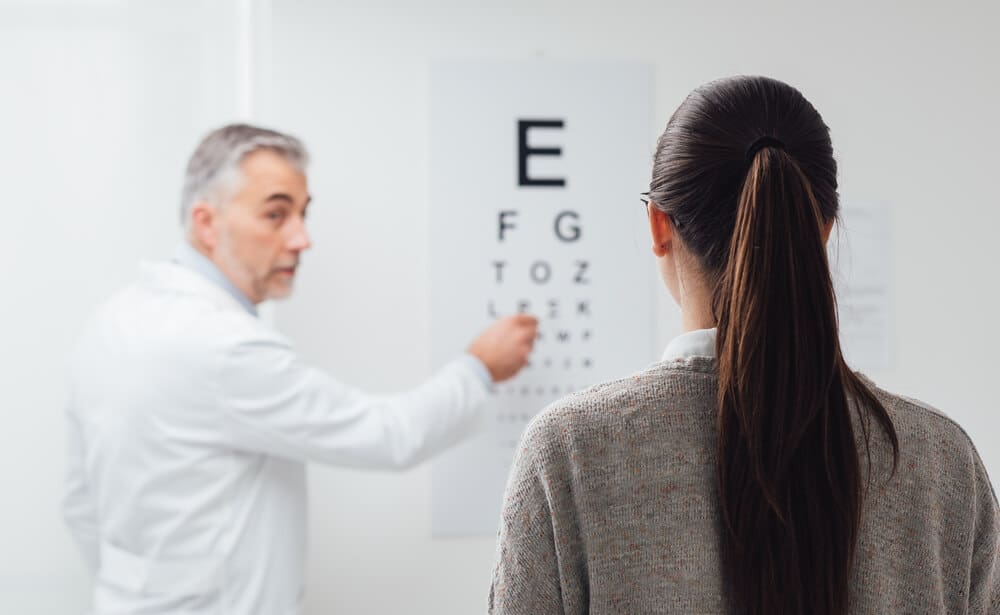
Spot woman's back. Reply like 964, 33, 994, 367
489, 349, 999, 613
489, 75, 999, 614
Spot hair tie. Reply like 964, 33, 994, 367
745, 136, 785, 161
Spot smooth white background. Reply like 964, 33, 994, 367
1, 1, 251, 612
2, 0, 998, 613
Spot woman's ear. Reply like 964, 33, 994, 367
649, 205, 674, 257
821, 219, 835, 245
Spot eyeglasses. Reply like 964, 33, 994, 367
640, 191, 681, 229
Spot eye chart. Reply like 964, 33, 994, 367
429, 62, 655, 536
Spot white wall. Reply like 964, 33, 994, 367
2, 0, 998, 613
0, 1, 248, 612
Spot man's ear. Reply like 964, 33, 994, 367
648, 205, 674, 257
190, 201, 218, 251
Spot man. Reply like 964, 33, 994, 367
62, 124, 537, 614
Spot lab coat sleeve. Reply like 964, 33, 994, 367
62, 406, 100, 572
216, 335, 492, 470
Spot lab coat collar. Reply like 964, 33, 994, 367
138, 259, 256, 318
661, 328, 717, 361
170, 243, 258, 317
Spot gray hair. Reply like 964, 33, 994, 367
180, 123, 309, 228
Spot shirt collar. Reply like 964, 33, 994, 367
661, 328, 717, 361
171, 243, 258, 317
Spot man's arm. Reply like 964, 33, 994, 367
217, 315, 536, 469
62, 407, 100, 572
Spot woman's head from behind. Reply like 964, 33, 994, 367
647, 76, 836, 317
647, 76, 898, 615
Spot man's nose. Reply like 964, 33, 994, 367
287, 217, 311, 252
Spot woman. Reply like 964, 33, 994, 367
489, 76, 999, 614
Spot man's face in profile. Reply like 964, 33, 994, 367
209, 149, 312, 303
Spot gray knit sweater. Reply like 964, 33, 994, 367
489, 357, 1000, 614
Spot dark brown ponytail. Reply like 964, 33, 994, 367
648, 76, 898, 615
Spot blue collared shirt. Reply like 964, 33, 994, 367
171, 243, 258, 317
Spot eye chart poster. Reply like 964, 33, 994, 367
429, 62, 655, 536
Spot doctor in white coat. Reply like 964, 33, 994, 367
62, 124, 538, 614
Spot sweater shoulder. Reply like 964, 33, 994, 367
858, 375, 997, 504
519, 358, 718, 457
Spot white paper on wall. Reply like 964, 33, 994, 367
429, 61, 655, 536
829, 202, 892, 370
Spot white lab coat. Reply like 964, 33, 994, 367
62, 261, 490, 615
